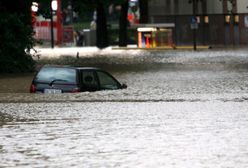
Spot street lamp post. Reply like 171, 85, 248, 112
31, 2, 38, 13
50, 0, 57, 48
31, 2, 38, 26
192, 0, 197, 51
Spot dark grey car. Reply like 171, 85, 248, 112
30, 65, 127, 93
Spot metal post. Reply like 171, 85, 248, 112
56, 0, 62, 45
50, 6, 54, 48
193, 0, 197, 51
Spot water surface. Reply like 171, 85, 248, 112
1, 50, 248, 167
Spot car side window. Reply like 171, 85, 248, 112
97, 71, 119, 90
81, 71, 98, 91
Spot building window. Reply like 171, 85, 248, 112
225, 15, 231, 24
204, 16, 209, 24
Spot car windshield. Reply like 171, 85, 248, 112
35, 67, 76, 83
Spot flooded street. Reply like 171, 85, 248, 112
1, 50, 248, 167
1, 102, 248, 168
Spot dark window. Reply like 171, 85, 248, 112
81, 71, 98, 91
97, 71, 119, 90
35, 67, 76, 83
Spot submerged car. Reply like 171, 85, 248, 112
30, 65, 127, 93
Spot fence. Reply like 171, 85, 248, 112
33, 21, 74, 45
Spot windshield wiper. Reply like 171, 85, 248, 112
49, 79, 68, 86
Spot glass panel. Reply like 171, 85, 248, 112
36, 67, 76, 83
81, 71, 98, 91
97, 71, 119, 90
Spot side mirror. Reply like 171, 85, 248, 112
121, 84, 127, 89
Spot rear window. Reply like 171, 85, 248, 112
35, 67, 76, 83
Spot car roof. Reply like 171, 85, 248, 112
41, 65, 102, 71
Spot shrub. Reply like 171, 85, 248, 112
0, 12, 35, 73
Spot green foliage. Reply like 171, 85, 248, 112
0, 12, 35, 73
73, 22, 91, 30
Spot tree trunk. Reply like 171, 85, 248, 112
139, 0, 148, 23
96, 2, 109, 49
119, 0, 128, 47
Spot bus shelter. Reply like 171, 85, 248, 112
137, 23, 175, 48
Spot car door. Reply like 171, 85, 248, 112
80, 70, 99, 91
96, 70, 121, 90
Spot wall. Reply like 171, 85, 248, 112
149, 0, 248, 15
149, 0, 224, 16
147, 0, 248, 46
206, 0, 223, 14
237, 0, 248, 13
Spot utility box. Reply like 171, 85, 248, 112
83, 29, 96, 46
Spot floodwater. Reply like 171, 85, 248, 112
1, 50, 248, 167
0, 73, 33, 93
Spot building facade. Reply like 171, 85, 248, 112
148, 0, 248, 46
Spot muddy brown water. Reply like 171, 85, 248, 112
0, 73, 34, 93
0, 61, 248, 167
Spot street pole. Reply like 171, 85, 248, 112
193, 0, 197, 51
56, 0, 62, 45
50, 5, 54, 48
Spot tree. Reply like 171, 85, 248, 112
139, 0, 148, 23
96, 1, 109, 48
0, 0, 35, 73
118, 0, 148, 47
119, 0, 128, 47
68, 0, 134, 48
